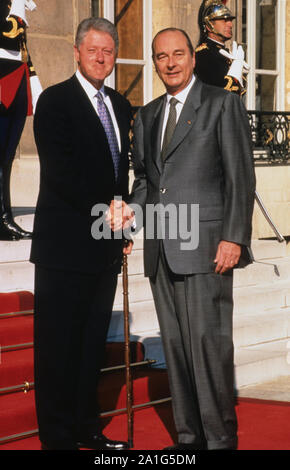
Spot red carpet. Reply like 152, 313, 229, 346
1, 398, 290, 450
0, 348, 34, 389
1, 291, 290, 451
0, 315, 33, 347
0, 291, 34, 314
236, 397, 290, 450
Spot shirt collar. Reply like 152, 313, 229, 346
207, 37, 225, 48
75, 69, 106, 99
166, 74, 196, 105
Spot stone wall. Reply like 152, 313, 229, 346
152, 0, 200, 98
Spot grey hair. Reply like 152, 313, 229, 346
75, 17, 119, 53
152, 28, 194, 57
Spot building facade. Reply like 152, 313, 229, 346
13, 0, 290, 239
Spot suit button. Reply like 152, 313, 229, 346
160, 188, 167, 194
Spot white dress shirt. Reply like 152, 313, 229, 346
75, 69, 121, 152
161, 74, 196, 148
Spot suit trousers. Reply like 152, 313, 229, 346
33, 264, 118, 445
149, 244, 238, 450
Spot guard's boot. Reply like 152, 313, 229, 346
0, 212, 32, 240
0, 156, 32, 240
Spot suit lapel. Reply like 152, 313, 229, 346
69, 75, 108, 140
68, 76, 118, 182
150, 95, 166, 174
163, 78, 203, 162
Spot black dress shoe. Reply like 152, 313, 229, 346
164, 443, 206, 450
77, 434, 129, 450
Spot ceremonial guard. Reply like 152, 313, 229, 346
0, 0, 42, 240
195, 2, 285, 250
195, 0, 247, 95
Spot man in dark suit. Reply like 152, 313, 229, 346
31, 17, 132, 450
117, 28, 255, 450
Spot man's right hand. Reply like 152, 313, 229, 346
106, 200, 135, 232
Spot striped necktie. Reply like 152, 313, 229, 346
96, 91, 120, 180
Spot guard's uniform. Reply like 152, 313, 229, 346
0, 0, 35, 114
195, 37, 242, 94
0, 0, 39, 240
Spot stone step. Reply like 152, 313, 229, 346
109, 299, 158, 338
0, 239, 143, 268
1, 214, 287, 259
1, 257, 289, 321
233, 279, 290, 315
114, 273, 152, 306
13, 212, 34, 233
108, 328, 166, 369
1, 254, 289, 298
0, 262, 34, 292
0, 240, 32, 264
235, 338, 290, 388
234, 256, 290, 288
251, 239, 287, 260
126, 249, 144, 276
233, 307, 290, 348
114, 269, 290, 318
237, 375, 290, 402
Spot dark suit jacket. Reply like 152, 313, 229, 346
129, 78, 256, 277
30, 75, 132, 274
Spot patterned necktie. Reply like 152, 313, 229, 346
96, 91, 120, 180
161, 97, 179, 161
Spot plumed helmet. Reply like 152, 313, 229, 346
198, 1, 235, 44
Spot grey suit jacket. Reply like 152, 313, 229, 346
129, 78, 256, 277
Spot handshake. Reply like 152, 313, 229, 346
106, 199, 135, 255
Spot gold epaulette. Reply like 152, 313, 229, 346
195, 43, 208, 53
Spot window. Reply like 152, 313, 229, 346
243, 0, 286, 111
92, 0, 152, 106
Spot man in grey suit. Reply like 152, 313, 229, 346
110, 27, 255, 450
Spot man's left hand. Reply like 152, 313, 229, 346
214, 241, 241, 274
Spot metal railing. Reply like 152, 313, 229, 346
131, 107, 290, 166
248, 111, 290, 166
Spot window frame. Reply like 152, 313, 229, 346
103, 0, 153, 105
245, 0, 286, 111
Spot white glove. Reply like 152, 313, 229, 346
9, 0, 37, 25
219, 41, 249, 87
25, 1, 37, 11
9, 0, 27, 23
30, 75, 43, 114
